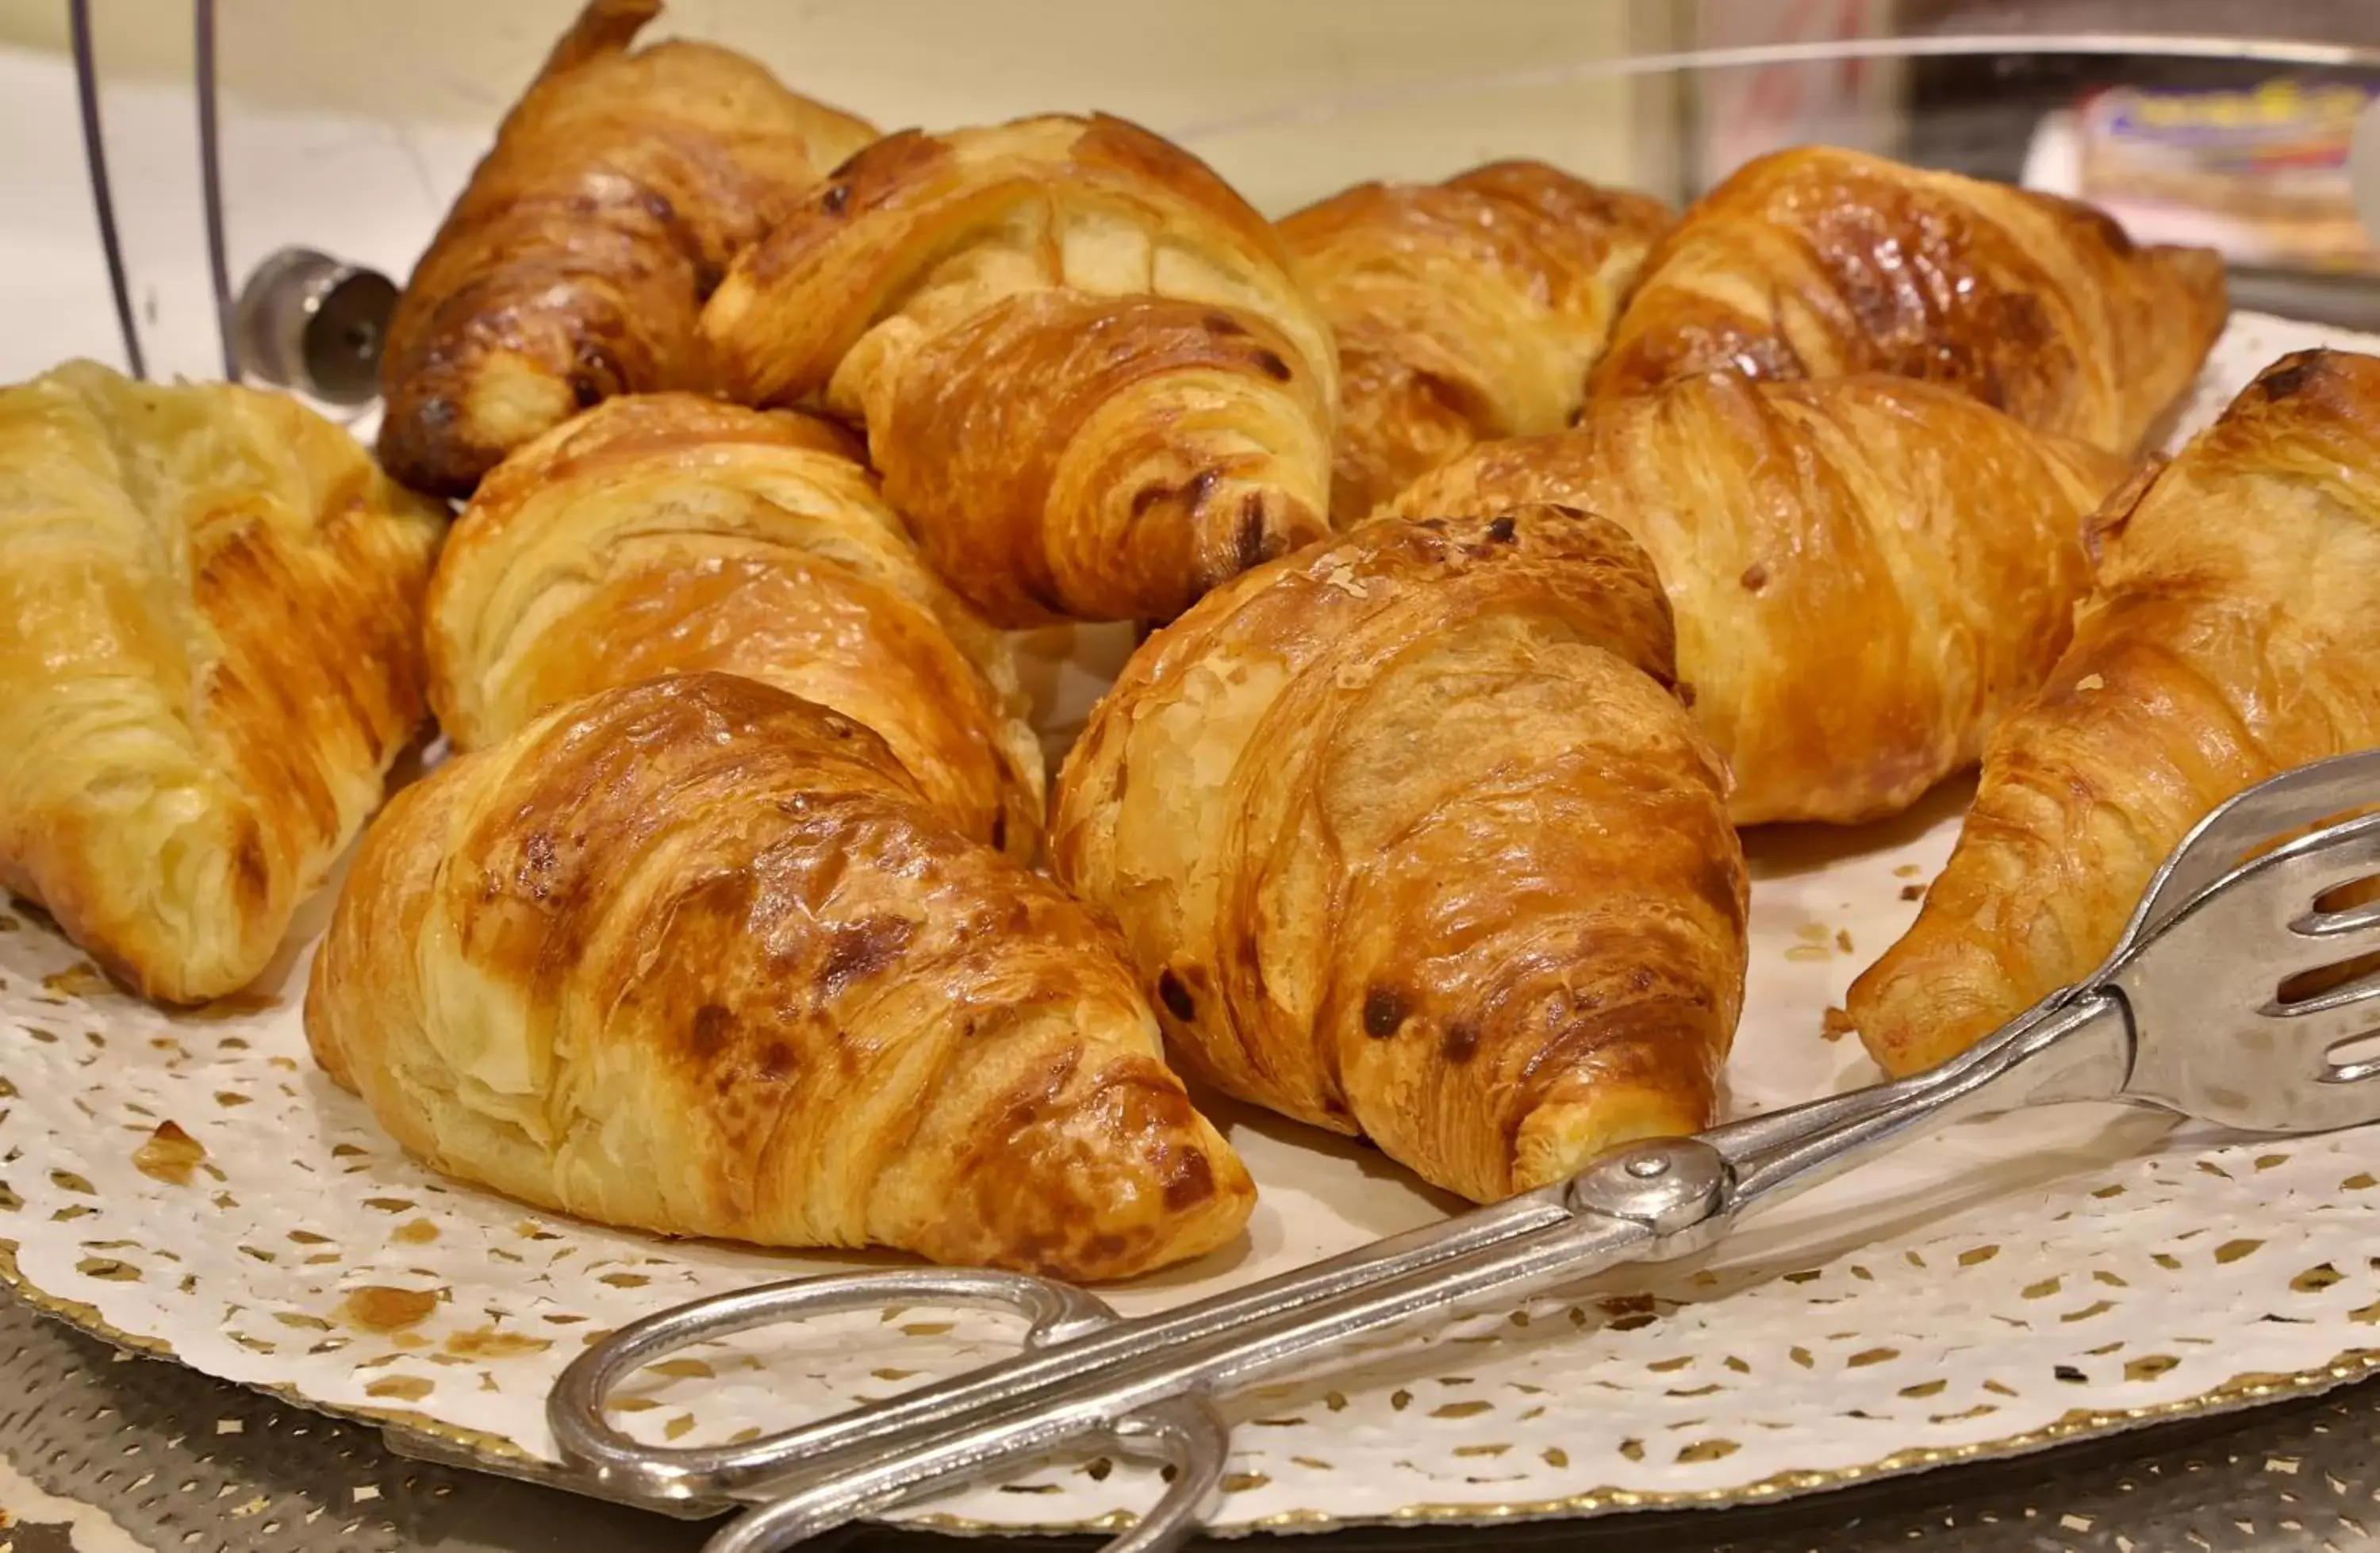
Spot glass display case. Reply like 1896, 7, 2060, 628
6, 5, 2380, 1551
11, 0, 2380, 392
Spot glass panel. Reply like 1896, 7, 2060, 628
0, 1, 158, 381
10, 1, 2380, 385
195, 1, 2380, 320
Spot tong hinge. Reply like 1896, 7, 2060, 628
1563, 1135, 1731, 1257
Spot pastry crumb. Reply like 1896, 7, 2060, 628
1892, 864, 1923, 879
132, 1121, 207, 1187
1835, 929, 1854, 953
1900, 883, 1928, 901
1794, 922, 1830, 943
1822, 1006, 1856, 1042
1784, 944, 1833, 964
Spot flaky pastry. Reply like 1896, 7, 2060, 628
1051, 507, 1747, 1202
0, 361, 443, 1003
306, 673, 1254, 1280
1588, 146, 2226, 453
427, 393, 1043, 857
1850, 349, 2380, 1075
701, 113, 1337, 626
1392, 373, 2126, 824
1278, 160, 1669, 522
377, 0, 875, 496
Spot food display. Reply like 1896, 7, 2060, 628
6, 0, 2380, 1534
2071, 80, 2380, 277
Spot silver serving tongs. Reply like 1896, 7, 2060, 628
547, 750, 2380, 1553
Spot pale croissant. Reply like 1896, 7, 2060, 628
0, 361, 442, 1004
428, 392, 1043, 857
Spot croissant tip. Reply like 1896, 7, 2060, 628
979, 1120, 1257, 1283
1507, 1091, 1714, 1200
1847, 940, 2023, 1079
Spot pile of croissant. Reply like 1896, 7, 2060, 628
6, 0, 2378, 1283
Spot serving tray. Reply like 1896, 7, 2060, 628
2, 309, 2375, 1537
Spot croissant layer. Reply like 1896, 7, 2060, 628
427, 393, 1043, 857
1392, 373, 2126, 825
0, 362, 443, 1003
376, 0, 874, 497
305, 673, 1253, 1280
1848, 349, 2380, 1076
700, 113, 1336, 625
1279, 160, 1670, 523
1587, 146, 2227, 453
1051, 508, 1748, 1202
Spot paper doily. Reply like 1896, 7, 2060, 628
2, 311, 2378, 1535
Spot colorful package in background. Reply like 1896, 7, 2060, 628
2077, 79, 2380, 274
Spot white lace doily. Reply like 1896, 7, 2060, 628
2, 311, 2376, 1535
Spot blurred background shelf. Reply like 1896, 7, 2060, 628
7, 0, 2380, 382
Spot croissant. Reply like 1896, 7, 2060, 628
1848, 348, 2380, 1076
1390, 373, 2127, 825
376, 0, 876, 497
1277, 160, 1671, 523
699, 113, 1338, 627
426, 393, 1043, 857
0, 361, 443, 1003
306, 673, 1254, 1280
1587, 147, 2228, 454
1050, 507, 1747, 1202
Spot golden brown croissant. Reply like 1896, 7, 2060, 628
699, 113, 1338, 627
1277, 160, 1671, 523
376, 0, 875, 497
1391, 372, 2127, 825
1049, 507, 1747, 1202
0, 361, 443, 1003
426, 392, 1043, 858
305, 673, 1254, 1280
1587, 147, 2228, 454
1848, 349, 2380, 1076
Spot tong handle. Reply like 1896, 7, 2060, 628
556, 1187, 1583, 1505
554, 1208, 1660, 1553
706, 1395, 1231, 1553
687, 1209, 1660, 1553
1700, 989, 2132, 1217
551, 1268, 1116, 1504
556, 987, 2136, 1553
